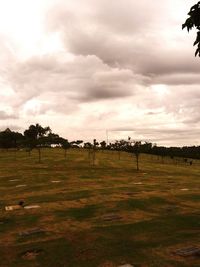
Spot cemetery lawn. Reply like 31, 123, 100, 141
0, 148, 200, 267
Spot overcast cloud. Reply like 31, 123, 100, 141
0, 0, 200, 146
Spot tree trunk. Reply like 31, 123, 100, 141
92, 149, 96, 166
38, 148, 41, 163
88, 149, 91, 159
14, 149, 17, 161
135, 154, 139, 171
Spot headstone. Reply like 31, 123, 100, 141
21, 249, 44, 260
19, 228, 45, 237
173, 247, 200, 257
5, 205, 22, 211
102, 214, 122, 222
24, 205, 40, 209
180, 188, 189, 191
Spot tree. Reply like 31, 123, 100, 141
24, 123, 51, 162
100, 141, 107, 150
61, 139, 71, 160
70, 140, 83, 148
91, 139, 98, 166
0, 128, 24, 160
131, 141, 141, 171
182, 2, 200, 56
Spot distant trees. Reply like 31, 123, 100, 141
70, 140, 83, 148
105, 138, 142, 171
100, 141, 107, 150
84, 142, 93, 149
125, 140, 141, 171
1, 124, 200, 166
83, 139, 99, 165
183, 1, 200, 56
0, 128, 24, 149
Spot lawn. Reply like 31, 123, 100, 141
0, 148, 200, 267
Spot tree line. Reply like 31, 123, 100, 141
1, 124, 200, 163
0, 124, 77, 163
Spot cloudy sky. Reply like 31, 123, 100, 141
0, 0, 200, 146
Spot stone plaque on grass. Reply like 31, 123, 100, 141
102, 214, 122, 222
173, 247, 200, 257
19, 228, 45, 237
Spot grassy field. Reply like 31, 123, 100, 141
0, 148, 200, 267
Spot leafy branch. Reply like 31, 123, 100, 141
182, 1, 200, 56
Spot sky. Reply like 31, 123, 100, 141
0, 0, 200, 146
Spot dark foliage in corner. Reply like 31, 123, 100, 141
183, 2, 200, 56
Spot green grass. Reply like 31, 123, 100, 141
56, 204, 99, 221
116, 196, 171, 211
0, 148, 200, 267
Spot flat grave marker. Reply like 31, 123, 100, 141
173, 247, 200, 257
101, 214, 123, 222
51, 180, 61, 183
180, 188, 189, 191
9, 179, 20, 182
5, 205, 22, 211
21, 249, 44, 260
16, 184, 27, 188
19, 228, 45, 237
24, 205, 40, 209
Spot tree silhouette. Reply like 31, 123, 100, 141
0, 128, 24, 161
182, 2, 200, 56
100, 141, 107, 150
91, 139, 98, 166
24, 124, 51, 162
127, 141, 141, 171
61, 139, 71, 160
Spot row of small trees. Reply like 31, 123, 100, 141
0, 124, 72, 163
0, 124, 199, 169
